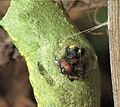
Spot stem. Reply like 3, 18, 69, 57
0, 0, 101, 107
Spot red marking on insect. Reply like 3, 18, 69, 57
60, 59, 72, 75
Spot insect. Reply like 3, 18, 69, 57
54, 45, 88, 81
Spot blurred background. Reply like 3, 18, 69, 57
0, 0, 113, 107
